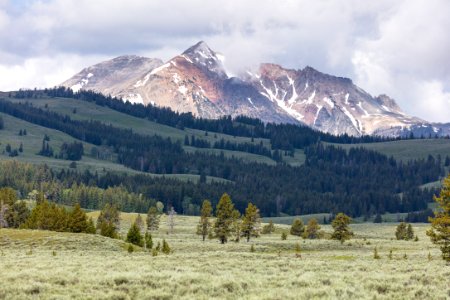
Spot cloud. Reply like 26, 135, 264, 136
0, 0, 448, 122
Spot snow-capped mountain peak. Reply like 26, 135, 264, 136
61, 41, 450, 137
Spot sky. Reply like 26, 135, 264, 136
0, 0, 449, 122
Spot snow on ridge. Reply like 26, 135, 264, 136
181, 55, 193, 63
150, 63, 171, 75
259, 79, 303, 120
342, 106, 361, 134
357, 101, 369, 116
178, 85, 188, 95
381, 105, 391, 112
124, 93, 144, 104
287, 75, 298, 104
305, 90, 316, 104
303, 82, 308, 91
344, 93, 349, 104
313, 105, 323, 125
172, 73, 181, 84
247, 97, 257, 108
71, 83, 83, 93
87, 73, 94, 78
323, 97, 334, 108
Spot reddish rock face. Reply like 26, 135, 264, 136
62, 42, 449, 137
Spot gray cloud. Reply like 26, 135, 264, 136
0, 0, 448, 122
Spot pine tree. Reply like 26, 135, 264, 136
146, 206, 160, 231
144, 232, 153, 249
126, 222, 143, 247
373, 213, 382, 223
97, 203, 120, 238
304, 218, 321, 239
86, 217, 96, 234
427, 175, 450, 261
196, 200, 212, 241
281, 231, 287, 240
406, 224, 414, 240
231, 209, 241, 242
262, 220, 275, 234
68, 203, 88, 233
214, 193, 235, 244
373, 247, 380, 259
395, 222, 408, 240
331, 213, 353, 244
162, 239, 171, 254
241, 203, 261, 242
290, 218, 305, 236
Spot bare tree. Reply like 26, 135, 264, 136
0, 200, 9, 228
168, 206, 177, 234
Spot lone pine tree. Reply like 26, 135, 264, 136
290, 218, 305, 236
331, 213, 353, 244
146, 206, 160, 231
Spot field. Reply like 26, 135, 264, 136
329, 139, 450, 162
1, 214, 449, 299
0, 112, 228, 183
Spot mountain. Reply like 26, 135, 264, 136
62, 41, 450, 137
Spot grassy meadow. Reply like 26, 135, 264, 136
1, 214, 449, 299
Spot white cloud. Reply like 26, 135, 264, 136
0, 0, 448, 122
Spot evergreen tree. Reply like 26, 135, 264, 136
304, 218, 321, 239
331, 213, 353, 243
231, 209, 241, 242
146, 206, 160, 231
281, 231, 287, 240
214, 193, 235, 244
126, 222, 143, 247
196, 200, 212, 241
97, 203, 120, 238
427, 175, 450, 261
162, 239, 171, 254
290, 218, 305, 236
0, 116, 3, 130
86, 217, 96, 234
395, 222, 409, 240
144, 232, 153, 249
373, 213, 383, 223
262, 220, 275, 234
68, 203, 88, 233
241, 203, 261, 242
406, 224, 414, 240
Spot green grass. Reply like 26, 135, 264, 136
0, 112, 228, 183
327, 139, 450, 162
8, 97, 282, 166
0, 215, 448, 299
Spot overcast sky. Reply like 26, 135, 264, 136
0, 0, 449, 122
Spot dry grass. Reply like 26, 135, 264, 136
0, 215, 449, 299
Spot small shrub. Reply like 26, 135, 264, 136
52, 250, 57, 256
127, 244, 134, 253
414, 235, 419, 242
250, 244, 255, 253
428, 252, 432, 261
281, 232, 287, 240
162, 239, 171, 254
388, 250, 393, 260
403, 253, 407, 260
373, 247, 380, 259
152, 248, 158, 256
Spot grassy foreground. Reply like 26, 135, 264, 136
1, 217, 449, 299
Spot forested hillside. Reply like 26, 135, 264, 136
0, 88, 448, 218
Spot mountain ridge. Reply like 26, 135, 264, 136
61, 41, 450, 137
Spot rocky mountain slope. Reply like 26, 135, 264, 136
62, 42, 450, 137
